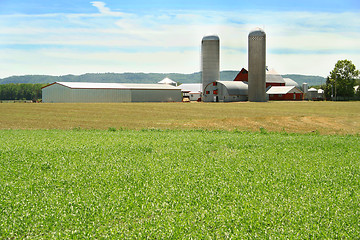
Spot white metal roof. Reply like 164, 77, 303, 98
266, 86, 302, 95
46, 82, 179, 90
218, 81, 248, 95
158, 77, 176, 84
121, 83, 179, 89
283, 78, 299, 87
308, 88, 318, 92
266, 68, 285, 84
177, 83, 202, 93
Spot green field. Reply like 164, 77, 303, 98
1, 129, 359, 238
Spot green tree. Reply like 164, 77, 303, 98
0, 83, 46, 100
324, 60, 359, 100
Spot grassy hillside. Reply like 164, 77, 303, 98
0, 72, 326, 86
1, 129, 359, 238
1, 101, 359, 134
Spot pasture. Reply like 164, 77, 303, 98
1, 129, 359, 238
1, 101, 360, 134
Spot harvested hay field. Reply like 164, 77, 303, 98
1, 101, 359, 134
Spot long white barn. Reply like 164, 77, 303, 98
42, 82, 182, 103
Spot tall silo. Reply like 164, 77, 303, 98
248, 28, 266, 102
302, 82, 309, 100
302, 83, 308, 93
201, 35, 220, 101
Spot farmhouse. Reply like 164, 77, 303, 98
42, 82, 182, 103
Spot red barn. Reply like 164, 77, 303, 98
267, 86, 303, 101
232, 68, 303, 101
233, 68, 286, 88
265, 69, 285, 88
234, 68, 248, 81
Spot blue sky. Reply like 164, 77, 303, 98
0, 0, 359, 78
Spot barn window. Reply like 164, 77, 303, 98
206, 91, 210, 94
213, 90, 218, 95
213, 82, 217, 86
278, 94, 282, 97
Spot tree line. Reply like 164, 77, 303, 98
0, 83, 46, 101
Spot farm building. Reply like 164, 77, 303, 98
234, 68, 298, 88
42, 82, 182, 103
284, 78, 299, 87
203, 81, 303, 102
203, 81, 248, 102
306, 88, 324, 100
177, 83, 202, 101
267, 86, 303, 100
158, 77, 177, 86
265, 69, 286, 87
202, 67, 302, 102
233, 68, 248, 81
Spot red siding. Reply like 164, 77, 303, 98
266, 82, 285, 88
269, 93, 303, 101
234, 68, 248, 81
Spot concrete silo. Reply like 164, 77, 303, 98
201, 35, 220, 101
248, 28, 267, 102
302, 83, 308, 93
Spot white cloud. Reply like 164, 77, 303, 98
0, 48, 199, 76
0, 2, 360, 78
91, 1, 126, 16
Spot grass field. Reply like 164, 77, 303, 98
1, 102, 359, 238
0, 129, 359, 238
1, 101, 360, 134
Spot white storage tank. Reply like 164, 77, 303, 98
201, 35, 220, 101
302, 83, 308, 93
248, 28, 266, 102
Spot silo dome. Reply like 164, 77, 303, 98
202, 35, 220, 41
249, 28, 266, 38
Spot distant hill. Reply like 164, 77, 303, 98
0, 71, 326, 87
282, 74, 326, 87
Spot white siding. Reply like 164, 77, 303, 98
42, 82, 182, 103
203, 81, 248, 102
42, 84, 71, 103
43, 84, 131, 103
131, 89, 182, 102
71, 88, 131, 103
